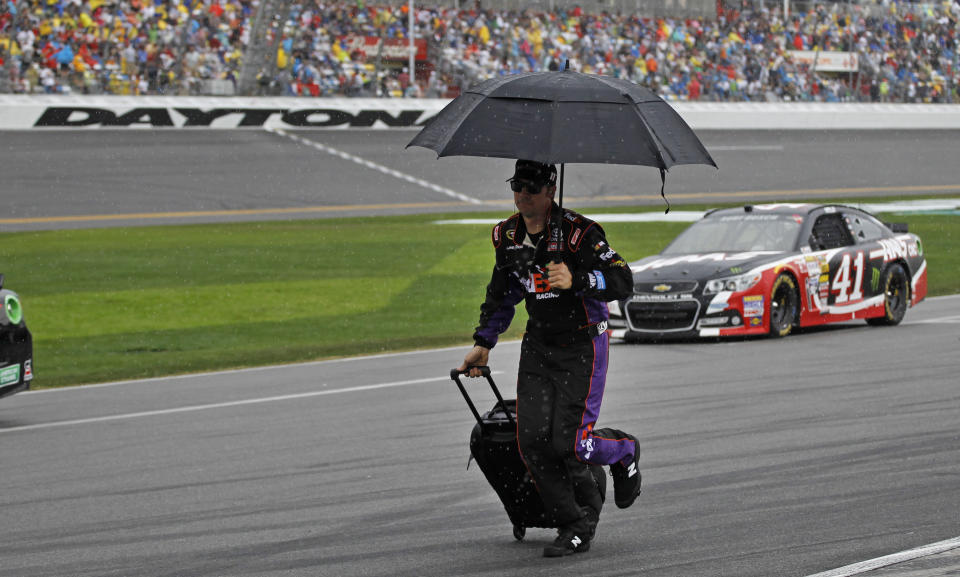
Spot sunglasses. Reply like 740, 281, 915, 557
509, 179, 546, 193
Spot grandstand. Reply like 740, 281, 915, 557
0, 0, 956, 102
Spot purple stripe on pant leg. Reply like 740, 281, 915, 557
582, 331, 608, 427
575, 332, 614, 465
575, 332, 634, 466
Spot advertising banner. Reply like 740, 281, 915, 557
339, 36, 429, 62
788, 50, 859, 73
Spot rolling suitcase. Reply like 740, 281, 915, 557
450, 367, 606, 541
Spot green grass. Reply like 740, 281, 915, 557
1, 202, 957, 388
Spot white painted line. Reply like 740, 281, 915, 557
3, 372, 501, 434
23, 340, 522, 394
267, 127, 481, 204
707, 145, 785, 151
435, 211, 706, 225
858, 199, 960, 213
437, 198, 960, 224
804, 536, 960, 577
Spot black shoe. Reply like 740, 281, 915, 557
611, 434, 641, 509
582, 505, 600, 539
543, 519, 592, 558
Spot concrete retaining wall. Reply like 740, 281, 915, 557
2, 95, 960, 130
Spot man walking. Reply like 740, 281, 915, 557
458, 159, 642, 557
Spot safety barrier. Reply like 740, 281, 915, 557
2, 95, 959, 130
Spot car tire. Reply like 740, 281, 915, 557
769, 273, 799, 338
867, 263, 909, 326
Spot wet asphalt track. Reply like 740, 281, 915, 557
1, 296, 959, 577
2, 128, 960, 230
1, 128, 959, 576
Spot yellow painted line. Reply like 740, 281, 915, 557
4, 184, 959, 226
0, 201, 488, 225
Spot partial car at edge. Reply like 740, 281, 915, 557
0, 274, 33, 399
608, 203, 927, 341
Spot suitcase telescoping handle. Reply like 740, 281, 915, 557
449, 367, 516, 428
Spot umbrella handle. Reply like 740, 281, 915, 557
558, 162, 565, 214
554, 163, 565, 264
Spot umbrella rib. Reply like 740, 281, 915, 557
631, 105, 672, 169
587, 74, 663, 104
435, 95, 489, 157
586, 75, 675, 167
547, 101, 561, 164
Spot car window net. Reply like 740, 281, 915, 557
810, 214, 854, 250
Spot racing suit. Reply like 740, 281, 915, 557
473, 202, 636, 526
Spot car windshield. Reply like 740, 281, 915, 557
662, 214, 802, 255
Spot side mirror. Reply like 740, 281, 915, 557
885, 222, 909, 233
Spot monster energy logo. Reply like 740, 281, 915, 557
871, 267, 881, 291
729, 267, 742, 274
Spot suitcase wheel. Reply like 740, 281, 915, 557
512, 524, 525, 541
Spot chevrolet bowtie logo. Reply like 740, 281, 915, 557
652, 284, 672, 293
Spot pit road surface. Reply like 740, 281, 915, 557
1, 295, 958, 577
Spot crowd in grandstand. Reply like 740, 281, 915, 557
0, 0, 957, 102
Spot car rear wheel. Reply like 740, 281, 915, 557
769, 274, 799, 338
867, 263, 908, 326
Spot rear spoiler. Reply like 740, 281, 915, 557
885, 222, 909, 233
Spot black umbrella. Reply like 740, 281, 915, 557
407, 65, 717, 213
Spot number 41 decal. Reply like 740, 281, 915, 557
832, 251, 864, 303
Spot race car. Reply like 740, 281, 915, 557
608, 204, 927, 341
0, 274, 33, 399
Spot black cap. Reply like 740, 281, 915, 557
507, 159, 557, 187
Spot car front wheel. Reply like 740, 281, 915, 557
867, 263, 909, 326
769, 273, 799, 338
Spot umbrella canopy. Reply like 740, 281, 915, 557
407, 68, 717, 171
